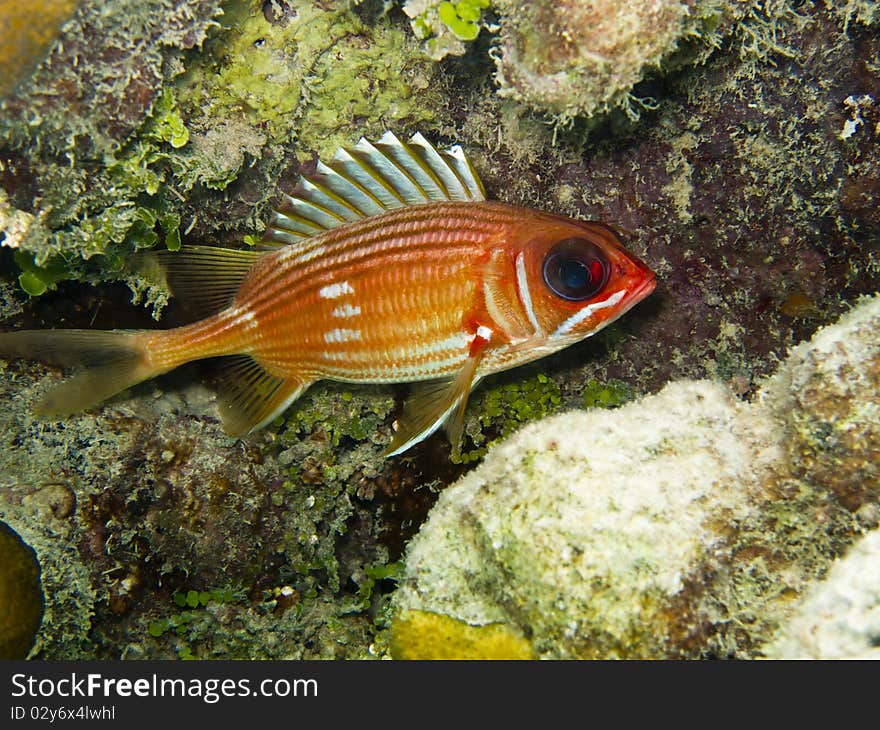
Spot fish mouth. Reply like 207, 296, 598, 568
621, 272, 656, 310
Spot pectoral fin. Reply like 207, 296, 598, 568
384, 330, 489, 457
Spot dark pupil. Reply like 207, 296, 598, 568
542, 238, 609, 301
560, 259, 589, 289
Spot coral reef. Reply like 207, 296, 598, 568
0, 521, 44, 659
492, 0, 718, 121
391, 295, 880, 659
0, 0, 224, 302
0, 0, 876, 661
0, 361, 399, 658
405, 0, 751, 122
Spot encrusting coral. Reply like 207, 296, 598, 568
391, 294, 880, 659
406, 0, 751, 122
0, 0, 443, 309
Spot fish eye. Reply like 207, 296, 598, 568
541, 237, 610, 301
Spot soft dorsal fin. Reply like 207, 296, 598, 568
142, 246, 264, 319
265, 131, 486, 248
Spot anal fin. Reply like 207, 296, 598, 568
216, 355, 310, 436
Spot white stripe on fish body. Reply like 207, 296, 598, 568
319, 281, 355, 299
320, 354, 467, 382
325, 332, 470, 366
318, 332, 470, 381
323, 328, 362, 343
226, 305, 259, 332
331, 303, 361, 318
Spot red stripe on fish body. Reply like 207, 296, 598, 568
231, 201, 530, 383
146, 200, 646, 393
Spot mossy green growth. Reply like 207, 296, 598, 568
0, 521, 44, 659
10, 87, 190, 297
281, 385, 394, 450
356, 560, 404, 611
263, 385, 394, 593
459, 373, 562, 462
438, 0, 490, 41
146, 586, 243, 647
581, 377, 634, 409
145, 87, 190, 150
172, 587, 240, 609
405, 0, 493, 60
176, 0, 442, 162
14, 251, 68, 297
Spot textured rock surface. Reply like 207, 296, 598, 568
0, 327, 401, 659
765, 528, 880, 659
492, 0, 744, 121
391, 295, 880, 658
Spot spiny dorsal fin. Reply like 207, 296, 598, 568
265, 131, 486, 248
215, 355, 310, 436
143, 246, 265, 319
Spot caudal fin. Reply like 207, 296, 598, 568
0, 329, 157, 416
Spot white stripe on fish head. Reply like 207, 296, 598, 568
550, 289, 627, 339
515, 252, 544, 337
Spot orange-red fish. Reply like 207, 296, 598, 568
0, 132, 655, 455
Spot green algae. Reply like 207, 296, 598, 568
581, 377, 634, 409
176, 0, 441, 162
438, 0, 490, 41
404, 0, 494, 61
459, 374, 633, 463
6, 85, 194, 299
264, 384, 395, 593
456, 373, 561, 462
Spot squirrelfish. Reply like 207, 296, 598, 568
0, 132, 655, 456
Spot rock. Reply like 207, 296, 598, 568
492, 0, 746, 121
391, 295, 880, 658
765, 529, 880, 659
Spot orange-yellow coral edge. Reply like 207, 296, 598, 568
0, 132, 656, 457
